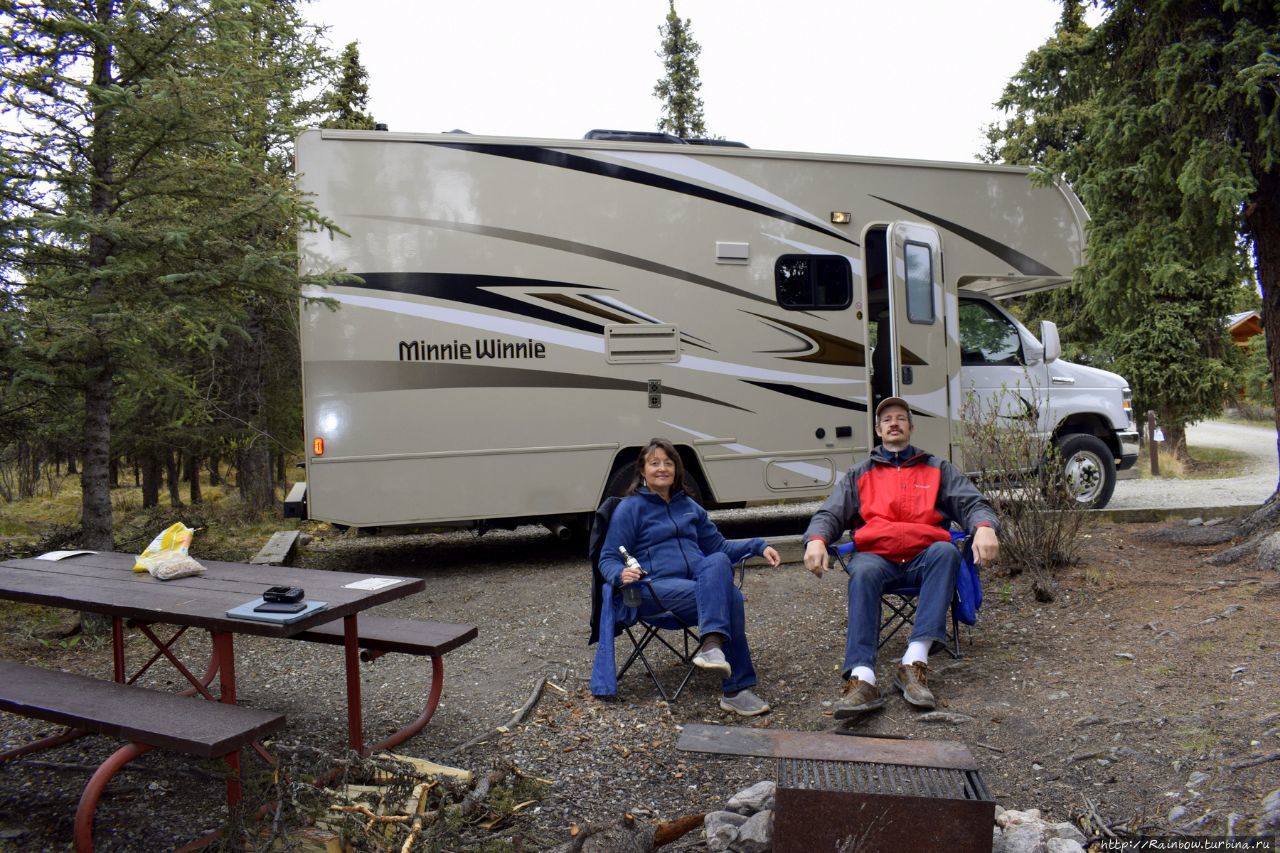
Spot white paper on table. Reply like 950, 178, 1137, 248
35, 550, 98, 561
343, 577, 403, 591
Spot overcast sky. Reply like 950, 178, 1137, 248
303, 0, 1073, 163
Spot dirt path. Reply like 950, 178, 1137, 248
1110, 420, 1277, 510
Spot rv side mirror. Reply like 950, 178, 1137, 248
1040, 321, 1061, 364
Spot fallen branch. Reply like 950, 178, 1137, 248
1230, 751, 1280, 770
1081, 795, 1117, 839
653, 813, 706, 846
974, 742, 1005, 754
445, 678, 548, 756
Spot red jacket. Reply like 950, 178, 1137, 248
805, 445, 998, 564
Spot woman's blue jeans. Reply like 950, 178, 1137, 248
637, 552, 756, 693
842, 540, 959, 677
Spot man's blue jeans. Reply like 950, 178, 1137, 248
842, 540, 959, 677
637, 552, 756, 693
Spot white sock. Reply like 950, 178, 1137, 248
903, 641, 931, 666
849, 665, 876, 685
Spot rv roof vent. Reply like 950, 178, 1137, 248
584, 129, 687, 144
374, 123, 389, 131
686, 138, 749, 148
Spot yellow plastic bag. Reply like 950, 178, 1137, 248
132, 522, 195, 573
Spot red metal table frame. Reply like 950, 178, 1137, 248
0, 551, 425, 847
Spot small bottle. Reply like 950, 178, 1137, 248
618, 546, 645, 607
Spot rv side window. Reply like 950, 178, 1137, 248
775, 255, 852, 310
958, 300, 1024, 366
904, 242, 934, 324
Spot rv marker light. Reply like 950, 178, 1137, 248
830, 211, 852, 224
313, 437, 325, 456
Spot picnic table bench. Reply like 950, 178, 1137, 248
292, 615, 478, 754
0, 659, 285, 852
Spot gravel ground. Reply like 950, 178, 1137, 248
0, 420, 1275, 850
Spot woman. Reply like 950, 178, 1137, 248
598, 438, 781, 716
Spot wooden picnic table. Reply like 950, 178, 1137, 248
0, 549, 427, 849
0, 550, 425, 751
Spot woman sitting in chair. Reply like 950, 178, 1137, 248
599, 437, 781, 716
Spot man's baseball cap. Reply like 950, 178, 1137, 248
875, 396, 911, 419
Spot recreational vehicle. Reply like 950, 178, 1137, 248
289, 128, 1138, 534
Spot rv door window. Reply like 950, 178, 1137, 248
903, 242, 935, 324
958, 299, 1024, 365
774, 255, 852, 310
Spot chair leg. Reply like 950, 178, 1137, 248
617, 625, 705, 702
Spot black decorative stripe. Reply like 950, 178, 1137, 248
306, 360, 753, 413
743, 381, 868, 412
869, 194, 1059, 277
423, 140, 858, 247
353, 217, 780, 308
349, 272, 605, 335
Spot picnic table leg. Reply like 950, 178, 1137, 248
210, 631, 244, 804
363, 655, 445, 756
112, 617, 126, 683
75, 742, 153, 853
343, 614, 364, 755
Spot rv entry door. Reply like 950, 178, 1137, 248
884, 222, 949, 454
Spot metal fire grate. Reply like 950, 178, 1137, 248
778, 755, 992, 802
677, 724, 996, 853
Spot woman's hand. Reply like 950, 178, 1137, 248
620, 565, 644, 585
761, 545, 781, 567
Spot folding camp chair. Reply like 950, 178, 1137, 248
588, 497, 747, 701
829, 530, 981, 659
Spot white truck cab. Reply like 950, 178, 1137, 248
958, 292, 1139, 507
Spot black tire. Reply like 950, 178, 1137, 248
1054, 433, 1116, 509
604, 464, 636, 499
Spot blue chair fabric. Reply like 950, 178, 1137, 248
830, 529, 981, 658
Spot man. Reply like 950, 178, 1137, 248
802, 397, 999, 717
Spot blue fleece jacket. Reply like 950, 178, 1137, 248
590, 486, 767, 697
599, 487, 766, 586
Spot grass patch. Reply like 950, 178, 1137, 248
1134, 444, 1249, 481
1175, 726, 1219, 754
0, 469, 300, 561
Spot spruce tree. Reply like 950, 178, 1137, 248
986, 1, 1279, 478
653, 0, 708, 139
323, 42, 377, 130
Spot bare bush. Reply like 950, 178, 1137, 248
962, 390, 1087, 601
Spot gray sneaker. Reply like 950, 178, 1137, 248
692, 646, 732, 676
720, 689, 770, 717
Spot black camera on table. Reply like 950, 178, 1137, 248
262, 585, 304, 604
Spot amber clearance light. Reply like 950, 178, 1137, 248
313, 436, 325, 456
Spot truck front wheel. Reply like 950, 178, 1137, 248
1054, 433, 1116, 509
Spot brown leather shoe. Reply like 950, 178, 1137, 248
894, 662, 937, 709
834, 677, 885, 719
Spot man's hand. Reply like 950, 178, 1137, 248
761, 546, 782, 567
803, 539, 829, 577
971, 525, 999, 567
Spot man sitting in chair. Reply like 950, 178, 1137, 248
802, 397, 1000, 717
600, 438, 781, 716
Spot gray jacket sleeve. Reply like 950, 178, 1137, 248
803, 464, 862, 544
936, 460, 999, 532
